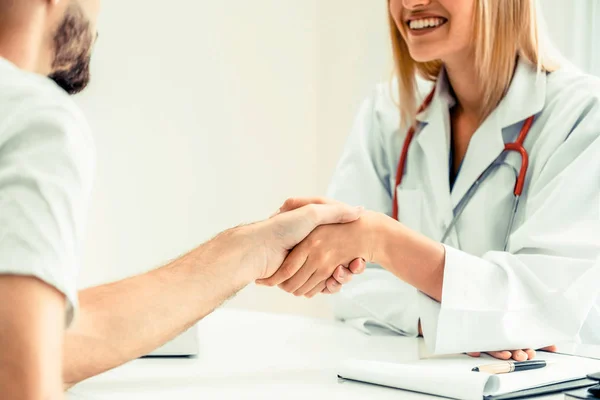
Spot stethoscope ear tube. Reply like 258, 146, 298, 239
440, 158, 519, 250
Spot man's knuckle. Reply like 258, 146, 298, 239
280, 263, 296, 278
279, 282, 294, 293
306, 204, 320, 220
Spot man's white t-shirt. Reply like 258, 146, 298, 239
0, 57, 94, 325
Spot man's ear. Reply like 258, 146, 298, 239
44, 0, 69, 28
46, 0, 69, 13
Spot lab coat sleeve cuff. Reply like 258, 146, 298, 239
419, 244, 502, 354
332, 268, 422, 336
417, 291, 441, 353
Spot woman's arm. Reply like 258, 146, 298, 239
279, 112, 600, 354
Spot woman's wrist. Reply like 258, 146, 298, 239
368, 211, 398, 267
370, 213, 445, 301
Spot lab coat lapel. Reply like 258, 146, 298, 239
415, 81, 454, 228
449, 116, 505, 207
450, 59, 547, 208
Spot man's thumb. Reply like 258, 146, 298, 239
303, 203, 364, 225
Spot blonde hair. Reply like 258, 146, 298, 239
389, 0, 558, 126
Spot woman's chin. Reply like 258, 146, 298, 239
409, 51, 441, 64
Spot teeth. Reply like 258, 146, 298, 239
409, 17, 445, 30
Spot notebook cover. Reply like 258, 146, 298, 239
564, 387, 600, 400
486, 378, 597, 400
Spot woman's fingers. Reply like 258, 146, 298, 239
509, 350, 529, 361
325, 276, 342, 293
305, 281, 327, 298
294, 271, 326, 297
257, 250, 307, 287
487, 351, 513, 360
540, 345, 557, 352
348, 258, 366, 274
471, 347, 548, 361
279, 259, 315, 294
524, 349, 536, 360
332, 265, 353, 284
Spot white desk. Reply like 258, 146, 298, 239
68, 309, 578, 400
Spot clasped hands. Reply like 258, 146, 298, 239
257, 197, 556, 362
257, 197, 372, 297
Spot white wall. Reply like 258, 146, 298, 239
76, 0, 599, 320
541, 1, 600, 77
316, 0, 391, 193
76, 0, 391, 318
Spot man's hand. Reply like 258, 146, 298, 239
63, 200, 364, 387
252, 201, 365, 281
466, 346, 558, 361
258, 197, 368, 296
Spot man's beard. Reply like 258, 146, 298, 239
48, 4, 94, 95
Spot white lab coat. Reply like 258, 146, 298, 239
327, 59, 600, 354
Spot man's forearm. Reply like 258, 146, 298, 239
63, 226, 257, 387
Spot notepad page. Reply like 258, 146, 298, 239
411, 352, 600, 396
339, 359, 491, 400
488, 352, 600, 396
339, 352, 600, 400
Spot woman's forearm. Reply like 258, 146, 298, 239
372, 213, 446, 302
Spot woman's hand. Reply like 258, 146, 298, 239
259, 197, 368, 296
320, 258, 367, 295
466, 346, 558, 361
257, 198, 380, 297
256, 214, 377, 296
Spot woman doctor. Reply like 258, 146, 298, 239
259, 0, 600, 360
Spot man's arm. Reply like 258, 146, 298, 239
63, 228, 253, 387
64, 202, 363, 388
0, 276, 66, 400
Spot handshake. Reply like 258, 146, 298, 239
228, 197, 557, 363
236, 197, 386, 297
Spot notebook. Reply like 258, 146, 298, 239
338, 352, 600, 400
565, 387, 600, 399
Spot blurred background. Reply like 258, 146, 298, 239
75, 0, 600, 319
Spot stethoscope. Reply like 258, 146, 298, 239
392, 89, 535, 251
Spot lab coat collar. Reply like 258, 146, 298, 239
416, 58, 546, 126
450, 59, 547, 206
494, 58, 547, 129
411, 58, 547, 221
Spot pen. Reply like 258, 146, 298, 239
472, 360, 553, 374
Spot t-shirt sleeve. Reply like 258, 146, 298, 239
0, 103, 95, 326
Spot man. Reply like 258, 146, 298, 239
0, 1, 362, 398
